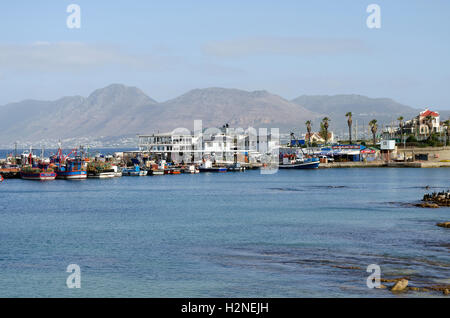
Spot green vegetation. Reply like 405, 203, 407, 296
305, 120, 312, 147
87, 162, 112, 173
346, 112, 352, 144
320, 117, 330, 145
369, 119, 378, 146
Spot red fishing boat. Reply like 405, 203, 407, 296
20, 153, 56, 181
21, 163, 56, 180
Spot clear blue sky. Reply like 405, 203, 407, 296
1, 0, 449, 109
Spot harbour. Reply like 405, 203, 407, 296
0, 168, 448, 297
2, 0, 450, 306
1, 143, 448, 297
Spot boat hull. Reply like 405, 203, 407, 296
278, 161, 320, 169
56, 171, 87, 179
182, 168, 200, 174
21, 172, 57, 180
199, 167, 227, 173
88, 172, 116, 179
123, 171, 148, 176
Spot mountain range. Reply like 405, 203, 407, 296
1, 84, 448, 147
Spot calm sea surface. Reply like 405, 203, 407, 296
0, 165, 449, 297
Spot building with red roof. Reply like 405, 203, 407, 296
417, 108, 441, 135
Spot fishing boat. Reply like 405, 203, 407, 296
21, 163, 57, 180
227, 163, 245, 172
166, 167, 181, 175
111, 165, 123, 177
150, 169, 164, 175
87, 162, 116, 178
147, 162, 165, 175
122, 164, 148, 176
87, 169, 116, 178
182, 165, 200, 174
0, 164, 21, 179
50, 146, 88, 179
279, 154, 320, 169
198, 160, 227, 173
55, 157, 87, 179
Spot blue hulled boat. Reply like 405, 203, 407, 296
55, 158, 87, 179
51, 147, 87, 179
278, 157, 320, 169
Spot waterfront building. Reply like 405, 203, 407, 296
389, 108, 444, 139
304, 132, 335, 144
417, 109, 442, 135
137, 128, 270, 164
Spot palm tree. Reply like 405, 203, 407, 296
346, 112, 353, 144
305, 120, 312, 147
397, 116, 404, 137
369, 119, 378, 146
321, 117, 330, 144
425, 115, 434, 140
444, 119, 450, 146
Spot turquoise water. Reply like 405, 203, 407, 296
0, 168, 449, 297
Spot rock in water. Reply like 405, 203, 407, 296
391, 279, 409, 292
437, 222, 450, 228
415, 202, 440, 208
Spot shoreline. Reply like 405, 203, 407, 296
319, 161, 450, 169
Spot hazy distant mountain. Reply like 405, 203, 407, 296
0, 84, 157, 145
1, 84, 448, 147
0, 85, 316, 146
156, 87, 316, 132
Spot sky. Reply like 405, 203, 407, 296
0, 0, 449, 109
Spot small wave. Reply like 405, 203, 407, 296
385, 201, 417, 208
268, 187, 304, 192
394, 186, 444, 190
310, 185, 350, 189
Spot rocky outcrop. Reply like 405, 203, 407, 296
415, 202, 440, 208
381, 277, 410, 283
378, 277, 449, 295
437, 222, 450, 228
422, 191, 450, 207
391, 279, 409, 292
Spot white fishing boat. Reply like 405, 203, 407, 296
122, 165, 148, 176
183, 165, 199, 174
279, 154, 320, 169
87, 170, 116, 178
199, 160, 227, 173
111, 165, 123, 177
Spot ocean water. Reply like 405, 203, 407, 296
0, 168, 449, 297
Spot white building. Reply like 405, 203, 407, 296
418, 109, 441, 135
137, 129, 270, 164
